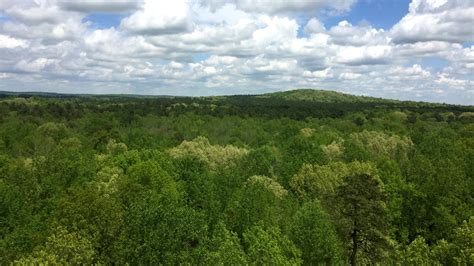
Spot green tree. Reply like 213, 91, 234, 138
336, 173, 390, 265
15, 227, 95, 265
289, 200, 344, 264
400, 236, 432, 265
240, 145, 282, 178
52, 185, 124, 263
168, 136, 249, 170
225, 175, 290, 234
118, 190, 207, 264
203, 221, 247, 265
346, 130, 413, 162
290, 161, 377, 200
451, 217, 474, 264
243, 224, 302, 265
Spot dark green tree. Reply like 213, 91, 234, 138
336, 173, 390, 265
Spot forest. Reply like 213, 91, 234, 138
0, 89, 473, 265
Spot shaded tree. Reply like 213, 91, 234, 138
335, 173, 390, 265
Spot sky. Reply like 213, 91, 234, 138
0, 0, 473, 104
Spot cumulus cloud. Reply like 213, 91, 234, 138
251, 16, 298, 46
15, 58, 56, 72
336, 45, 392, 65
329, 21, 389, 46
395, 41, 462, 57
200, 0, 357, 15
388, 64, 431, 80
0, 0, 472, 104
303, 67, 333, 78
0, 34, 28, 49
5, 5, 66, 24
1, 17, 88, 42
391, 0, 474, 43
339, 72, 361, 80
121, 0, 193, 35
435, 73, 469, 89
304, 18, 326, 34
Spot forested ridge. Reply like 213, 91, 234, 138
0, 89, 473, 265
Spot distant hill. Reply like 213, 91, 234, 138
0, 89, 398, 103
0, 90, 177, 99
259, 89, 393, 103
0, 89, 470, 108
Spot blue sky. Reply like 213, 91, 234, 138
328, 0, 410, 28
0, 0, 472, 104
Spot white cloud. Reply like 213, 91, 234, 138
251, 16, 298, 46
0, 34, 28, 49
121, 0, 193, 35
339, 72, 361, 80
203, 66, 217, 74
5, 5, 65, 24
123, 64, 154, 77
329, 20, 389, 46
169, 61, 184, 69
15, 58, 56, 72
84, 28, 159, 56
199, 0, 357, 15
304, 18, 326, 34
395, 41, 461, 57
303, 67, 332, 78
0, 0, 472, 104
336, 45, 392, 65
388, 64, 431, 80
205, 55, 238, 65
1, 18, 88, 42
391, 0, 474, 43
435, 73, 469, 89
193, 3, 253, 25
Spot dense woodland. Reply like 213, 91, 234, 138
0, 89, 473, 265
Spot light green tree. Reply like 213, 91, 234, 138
168, 136, 249, 170
347, 130, 413, 161
400, 236, 432, 265
244, 224, 302, 265
15, 227, 95, 265
451, 217, 474, 264
290, 161, 377, 199
203, 222, 247, 265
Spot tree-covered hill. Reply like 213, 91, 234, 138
259, 89, 389, 103
0, 90, 473, 265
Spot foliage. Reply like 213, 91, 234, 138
0, 90, 472, 264
335, 173, 390, 265
346, 130, 413, 161
168, 136, 249, 170
15, 227, 95, 265
225, 175, 290, 234
243, 224, 302, 265
290, 161, 376, 199
289, 200, 344, 264
203, 222, 247, 265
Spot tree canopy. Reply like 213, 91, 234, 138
0, 90, 472, 264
